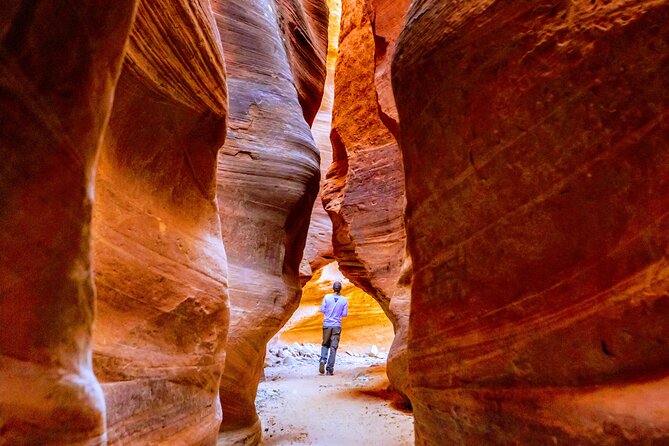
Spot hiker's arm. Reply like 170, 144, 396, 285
342, 301, 348, 317
319, 298, 326, 313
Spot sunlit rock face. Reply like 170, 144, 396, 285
91, 1, 229, 444
322, 0, 411, 399
280, 262, 394, 352
393, 1, 669, 444
0, 2, 137, 445
213, 0, 325, 441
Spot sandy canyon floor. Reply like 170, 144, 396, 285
255, 345, 414, 446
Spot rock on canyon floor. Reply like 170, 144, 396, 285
255, 346, 414, 445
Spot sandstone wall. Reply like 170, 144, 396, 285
393, 1, 669, 444
91, 1, 229, 444
0, 2, 137, 444
213, 0, 325, 441
322, 0, 411, 399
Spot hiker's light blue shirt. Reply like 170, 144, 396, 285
320, 293, 348, 327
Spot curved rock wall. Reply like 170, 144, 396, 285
0, 2, 137, 444
322, 0, 411, 399
213, 0, 325, 440
91, 1, 229, 444
393, 1, 669, 444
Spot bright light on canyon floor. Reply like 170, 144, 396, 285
254, 262, 413, 445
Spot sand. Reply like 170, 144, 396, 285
256, 355, 414, 445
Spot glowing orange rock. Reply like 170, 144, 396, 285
91, 1, 229, 444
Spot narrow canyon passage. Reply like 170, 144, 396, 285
253, 262, 413, 445
2, 1, 669, 445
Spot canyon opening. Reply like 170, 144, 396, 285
2, 0, 669, 445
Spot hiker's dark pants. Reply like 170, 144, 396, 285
320, 326, 341, 373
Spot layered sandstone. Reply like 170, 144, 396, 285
91, 1, 229, 444
322, 0, 411, 399
393, 1, 669, 444
0, 3, 137, 444
213, 0, 325, 441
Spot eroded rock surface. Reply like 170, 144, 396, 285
322, 0, 411, 399
91, 1, 229, 444
213, 0, 325, 440
0, 2, 137, 444
393, 1, 669, 444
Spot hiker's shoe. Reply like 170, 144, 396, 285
326, 371, 334, 376
319, 362, 325, 374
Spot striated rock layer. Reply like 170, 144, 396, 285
213, 0, 325, 441
91, 1, 229, 444
0, 2, 137, 445
393, 1, 669, 444
322, 0, 411, 399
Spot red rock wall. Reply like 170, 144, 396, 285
90, 1, 229, 444
0, 2, 138, 444
213, 0, 325, 441
393, 1, 669, 444
322, 0, 411, 399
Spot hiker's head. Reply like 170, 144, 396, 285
333, 281, 342, 293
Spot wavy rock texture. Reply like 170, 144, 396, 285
213, 0, 325, 441
91, 1, 229, 444
322, 0, 411, 399
300, 0, 341, 283
0, 2, 137, 445
393, 1, 669, 444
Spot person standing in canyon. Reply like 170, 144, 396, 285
319, 281, 349, 375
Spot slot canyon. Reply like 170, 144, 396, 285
1, 0, 668, 445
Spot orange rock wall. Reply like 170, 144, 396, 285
213, 0, 326, 440
393, 1, 669, 444
322, 0, 411, 398
0, 2, 138, 444
91, 1, 229, 444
